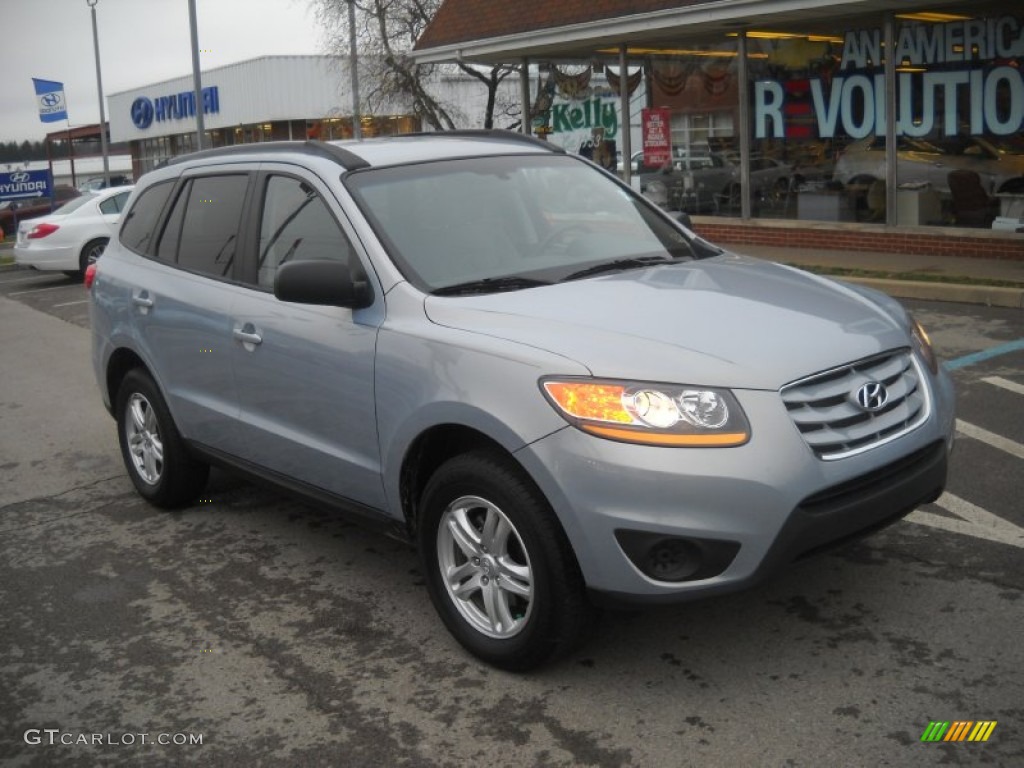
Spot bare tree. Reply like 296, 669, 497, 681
311, 0, 521, 130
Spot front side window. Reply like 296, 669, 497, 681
157, 175, 248, 277
256, 175, 355, 290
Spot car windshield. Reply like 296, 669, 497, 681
345, 154, 697, 293
53, 193, 97, 215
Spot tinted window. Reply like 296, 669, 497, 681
120, 180, 174, 254
159, 175, 247, 277
256, 175, 354, 290
157, 180, 189, 264
99, 191, 130, 215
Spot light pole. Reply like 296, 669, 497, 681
188, 0, 206, 149
87, 0, 110, 186
348, 0, 360, 140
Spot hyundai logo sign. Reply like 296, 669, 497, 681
40, 92, 63, 108
10, 171, 29, 183
129, 87, 219, 131
131, 97, 154, 130
855, 381, 889, 412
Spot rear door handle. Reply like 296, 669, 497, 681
131, 291, 153, 312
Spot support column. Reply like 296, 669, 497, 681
884, 12, 897, 225
737, 31, 752, 220
520, 57, 531, 135
620, 44, 632, 186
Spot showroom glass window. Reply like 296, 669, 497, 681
744, 1, 1024, 227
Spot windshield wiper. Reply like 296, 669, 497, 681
560, 255, 678, 282
432, 275, 550, 296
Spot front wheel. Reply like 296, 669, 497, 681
115, 369, 209, 508
419, 452, 596, 671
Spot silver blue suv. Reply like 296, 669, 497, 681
89, 131, 956, 670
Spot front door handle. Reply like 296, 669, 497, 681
233, 324, 263, 348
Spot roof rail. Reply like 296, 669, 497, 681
397, 129, 565, 154
166, 140, 370, 170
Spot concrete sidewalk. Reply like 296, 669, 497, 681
723, 242, 1024, 309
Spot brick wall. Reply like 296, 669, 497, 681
691, 219, 1024, 261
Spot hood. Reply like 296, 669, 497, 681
423, 254, 910, 391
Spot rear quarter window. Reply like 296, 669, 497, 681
119, 180, 175, 255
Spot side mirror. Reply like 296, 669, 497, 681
676, 211, 693, 229
274, 259, 374, 309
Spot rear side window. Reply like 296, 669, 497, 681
157, 175, 248, 278
99, 191, 130, 215
120, 181, 174, 254
255, 175, 354, 290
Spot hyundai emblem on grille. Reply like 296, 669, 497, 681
855, 381, 889, 411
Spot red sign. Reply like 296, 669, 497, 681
642, 108, 672, 168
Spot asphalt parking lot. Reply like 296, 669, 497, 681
1, 263, 1022, 767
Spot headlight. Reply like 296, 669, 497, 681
541, 378, 750, 447
910, 316, 938, 374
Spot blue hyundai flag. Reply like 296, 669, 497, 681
32, 78, 68, 123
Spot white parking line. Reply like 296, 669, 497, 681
0, 274, 59, 286
9, 284, 81, 297
956, 419, 1024, 460
907, 492, 1024, 549
983, 376, 1024, 397
52, 299, 90, 308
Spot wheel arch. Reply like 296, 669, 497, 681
106, 347, 152, 413
398, 423, 519, 537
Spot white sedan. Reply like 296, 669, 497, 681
14, 185, 134, 279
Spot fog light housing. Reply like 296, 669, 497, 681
615, 530, 740, 583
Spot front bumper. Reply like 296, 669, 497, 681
515, 366, 955, 604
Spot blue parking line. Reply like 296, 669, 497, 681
943, 339, 1024, 371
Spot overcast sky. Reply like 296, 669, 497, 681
1, 0, 325, 143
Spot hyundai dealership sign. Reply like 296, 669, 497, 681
130, 86, 220, 130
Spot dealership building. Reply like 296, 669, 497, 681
414, 0, 1024, 258
108, 55, 517, 179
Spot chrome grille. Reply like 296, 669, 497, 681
780, 349, 929, 460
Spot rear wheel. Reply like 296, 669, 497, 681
115, 369, 209, 508
419, 451, 596, 671
78, 238, 108, 280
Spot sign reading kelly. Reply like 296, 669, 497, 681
754, 15, 1024, 140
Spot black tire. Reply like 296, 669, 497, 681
78, 238, 108, 280
115, 369, 209, 508
418, 451, 596, 671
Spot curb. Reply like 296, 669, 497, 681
840, 277, 1024, 309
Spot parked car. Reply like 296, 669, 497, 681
0, 185, 80, 238
78, 174, 133, 192
833, 135, 1024, 194
89, 132, 955, 670
14, 185, 133, 278
639, 153, 793, 213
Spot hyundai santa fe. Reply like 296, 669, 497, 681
89, 131, 956, 670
